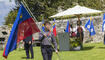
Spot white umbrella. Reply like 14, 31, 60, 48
50, 5, 103, 44
50, 5, 102, 18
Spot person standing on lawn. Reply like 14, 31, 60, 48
23, 35, 34, 59
76, 21, 85, 49
39, 21, 58, 60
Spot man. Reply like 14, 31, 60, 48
76, 21, 85, 49
39, 21, 58, 60
23, 35, 34, 59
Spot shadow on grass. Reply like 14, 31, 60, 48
58, 46, 95, 52
21, 57, 34, 60
82, 46, 95, 51
21, 57, 27, 59
17, 49, 25, 51
98, 47, 105, 49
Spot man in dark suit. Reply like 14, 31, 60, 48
23, 35, 34, 59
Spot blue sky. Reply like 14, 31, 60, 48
0, 0, 15, 26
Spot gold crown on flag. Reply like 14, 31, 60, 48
42, 24, 44, 26
53, 23, 55, 25
20, 14, 22, 18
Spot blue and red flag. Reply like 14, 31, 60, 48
65, 20, 70, 32
53, 19, 57, 36
3, 4, 40, 58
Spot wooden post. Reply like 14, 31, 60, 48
77, 15, 82, 41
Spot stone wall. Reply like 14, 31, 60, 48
34, 16, 103, 43
0, 25, 10, 41
0, 25, 10, 49
0, 16, 103, 44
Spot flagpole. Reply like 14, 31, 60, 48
90, 17, 93, 42
22, 0, 54, 31
21, 1, 62, 60
21, 0, 42, 31
22, 0, 38, 22
103, 13, 105, 44
22, 0, 43, 30
89, 17, 91, 41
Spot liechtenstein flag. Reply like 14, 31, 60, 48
65, 20, 70, 33
53, 19, 57, 36
3, 4, 40, 58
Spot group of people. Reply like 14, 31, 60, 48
23, 21, 58, 60
23, 20, 85, 60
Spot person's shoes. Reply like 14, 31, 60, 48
26, 57, 30, 59
31, 57, 34, 59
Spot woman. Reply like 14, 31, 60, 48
70, 24, 76, 37
39, 21, 58, 60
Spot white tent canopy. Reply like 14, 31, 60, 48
50, 5, 102, 18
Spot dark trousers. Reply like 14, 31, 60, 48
24, 43, 34, 58
41, 45, 53, 60
104, 34, 105, 44
77, 32, 84, 49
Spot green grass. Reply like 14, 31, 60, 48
1, 43, 105, 60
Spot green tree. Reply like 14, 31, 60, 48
5, 8, 19, 25
5, 0, 105, 25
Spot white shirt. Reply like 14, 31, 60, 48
75, 26, 85, 34
70, 28, 76, 32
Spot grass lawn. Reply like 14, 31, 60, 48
1, 43, 105, 60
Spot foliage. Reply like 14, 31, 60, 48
5, 0, 105, 25
4, 8, 19, 25
70, 37, 80, 47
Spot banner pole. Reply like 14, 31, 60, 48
22, 0, 38, 22
21, 1, 42, 31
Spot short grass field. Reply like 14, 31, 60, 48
1, 43, 105, 60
